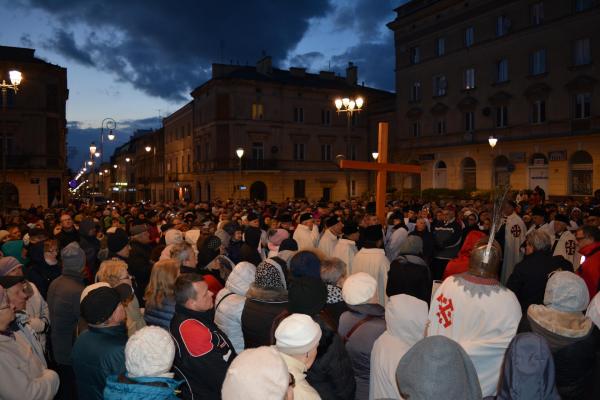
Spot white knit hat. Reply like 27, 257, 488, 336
222, 346, 289, 400
544, 271, 589, 312
125, 326, 175, 378
165, 229, 183, 246
342, 272, 377, 305
275, 313, 322, 355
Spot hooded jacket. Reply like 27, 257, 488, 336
443, 230, 485, 279
104, 374, 182, 400
214, 262, 256, 353
128, 240, 153, 307
494, 333, 560, 400
144, 297, 176, 330
369, 294, 428, 400
242, 284, 288, 349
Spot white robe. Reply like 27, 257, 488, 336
428, 275, 521, 397
385, 226, 409, 261
293, 224, 318, 250
500, 212, 527, 284
351, 248, 390, 306
318, 229, 338, 258
526, 222, 550, 236
552, 230, 582, 270
332, 238, 358, 275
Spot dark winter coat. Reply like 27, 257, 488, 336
241, 284, 288, 349
128, 240, 153, 307
79, 233, 100, 277
386, 255, 431, 304
26, 241, 61, 299
170, 304, 236, 400
409, 229, 434, 264
144, 297, 176, 330
432, 219, 462, 260
56, 228, 80, 250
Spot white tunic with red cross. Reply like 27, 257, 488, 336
500, 212, 527, 284
552, 229, 581, 270
428, 274, 521, 398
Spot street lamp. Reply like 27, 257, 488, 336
488, 135, 498, 149
145, 145, 151, 152
334, 95, 365, 198
236, 148, 244, 159
125, 157, 131, 163
89, 143, 97, 156
87, 160, 93, 166
372, 152, 379, 161
235, 147, 244, 197
1, 69, 23, 210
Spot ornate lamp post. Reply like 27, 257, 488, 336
334, 95, 364, 198
236, 147, 244, 198
1, 70, 22, 211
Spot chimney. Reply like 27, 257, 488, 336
289, 67, 306, 77
346, 61, 357, 85
256, 55, 272, 75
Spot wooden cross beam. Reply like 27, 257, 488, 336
339, 122, 421, 224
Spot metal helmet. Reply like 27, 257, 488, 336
468, 239, 502, 279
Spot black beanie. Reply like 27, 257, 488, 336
107, 228, 129, 253
288, 277, 327, 316
279, 238, 298, 252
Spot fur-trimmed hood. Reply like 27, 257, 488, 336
246, 283, 288, 303
528, 304, 593, 340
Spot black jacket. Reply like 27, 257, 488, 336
241, 284, 288, 349
170, 304, 235, 400
79, 234, 100, 277
507, 250, 573, 314
127, 241, 153, 307
56, 228, 80, 250
432, 219, 462, 259
409, 229, 434, 264
26, 241, 61, 299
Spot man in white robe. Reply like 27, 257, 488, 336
292, 213, 318, 251
500, 201, 527, 284
351, 224, 390, 306
428, 241, 521, 397
550, 214, 581, 270
526, 206, 550, 236
332, 224, 359, 275
318, 216, 343, 258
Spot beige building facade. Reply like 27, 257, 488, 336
388, 0, 600, 198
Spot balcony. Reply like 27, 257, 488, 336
241, 159, 279, 170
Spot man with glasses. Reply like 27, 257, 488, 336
576, 226, 600, 299
56, 213, 80, 250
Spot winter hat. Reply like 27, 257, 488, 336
80, 285, 122, 325
342, 224, 359, 236
223, 222, 240, 236
553, 214, 570, 225
80, 281, 110, 302
184, 229, 201, 251
165, 229, 183, 246
279, 238, 298, 252
275, 313, 322, 355
205, 235, 222, 251
290, 251, 321, 279
363, 224, 383, 242
531, 207, 547, 218
397, 336, 482, 400
198, 235, 222, 267
299, 213, 313, 223
325, 216, 341, 228
278, 214, 292, 223
342, 272, 377, 305
544, 271, 589, 312
129, 224, 148, 236
268, 229, 289, 246
0, 256, 22, 276
244, 227, 262, 248
79, 218, 97, 236
397, 235, 423, 256
61, 242, 86, 274
125, 326, 175, 378
288, 277, 327, 316
222, 346, 289, 400
107, 228, 129, 253
255, 259, 286, 290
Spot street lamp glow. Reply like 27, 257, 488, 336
488, 136, 498, 149
113, 164, 118, 169
125, 157, 131, 163
89, 143, 97, 155
236, 148, 244, 159
104, 169, 108, 173
334, 98, 343, 110
94, 152, 100, 158
355, 97, 364, 109
145, 146, 152, 152
342, 98, 350, 107
107, 130, 115, 141
9, 70, 22, 86
87, 160, 93, 166
372, 152, 379, 160
99, 172, 103, 176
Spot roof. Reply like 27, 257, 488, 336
0, 45, 66, 70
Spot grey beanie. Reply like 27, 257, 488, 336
397, 235, 423, 256
61, 242, 86, 274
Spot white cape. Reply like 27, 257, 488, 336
317, 229, 338, 258
500, 213, 526, 284
351, 248, 390, 306
332, 238, 358, 275
552, 230, 582, 270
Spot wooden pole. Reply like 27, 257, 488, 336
376, 122, 388, 225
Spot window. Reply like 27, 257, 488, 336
294, 143, 305, 160
465, 26, 474, 47
410, 46, 421, 64
436, 37, 446, 56
252, 142, 264, 160
531, 100, 546, 123
497, 59, 509, 82
530, 49, 546, 75
573, 38, 591, 65
205, 143, 210, 161
411, 120, 421, 137
321, 144, 332, 161
575, 0, 593, 12
187, 123, 192, 137
531, 2, 544, 25
167, 159, 171, 172
496, 106, 508, 128
410, 81, 421, 102
465, 111, 475, 131
575, 93, 591, 119
252, 103, 264, 120
294, 180, 306, 199
433, 75, 447, 97
195, 144, 201, 162
350, 180, 357, 197
321, 109, 331, 125
496, 15, 511, 37
436, 119, 446, 135
187, 154, 191, 172
349, 143, 357, 160
293, 107, 304, 123
464, 68, 476, 89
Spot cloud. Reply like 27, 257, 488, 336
19, 0, 333, 101
288, 51, 325, 68
19, 34, 33, 48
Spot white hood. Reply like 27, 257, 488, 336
386, 294, 428, 343
225, 261, 256, 296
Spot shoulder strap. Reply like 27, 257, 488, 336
343, 315, 378, 343
214, 292, 235, 312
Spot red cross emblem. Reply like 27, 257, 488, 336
510, 225, 522, 238
565, 240, 577, 256
436, 293, 454, 328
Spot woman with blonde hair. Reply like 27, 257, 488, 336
96, 259, 146, 336
143, 259, 180, 330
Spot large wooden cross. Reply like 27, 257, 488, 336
340, 122, 421, 224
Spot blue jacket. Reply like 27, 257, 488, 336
144, 298, 176, 330
104, 374, 182, 400
71, 324, 127, 400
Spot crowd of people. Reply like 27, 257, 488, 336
0, 188, 599, 400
